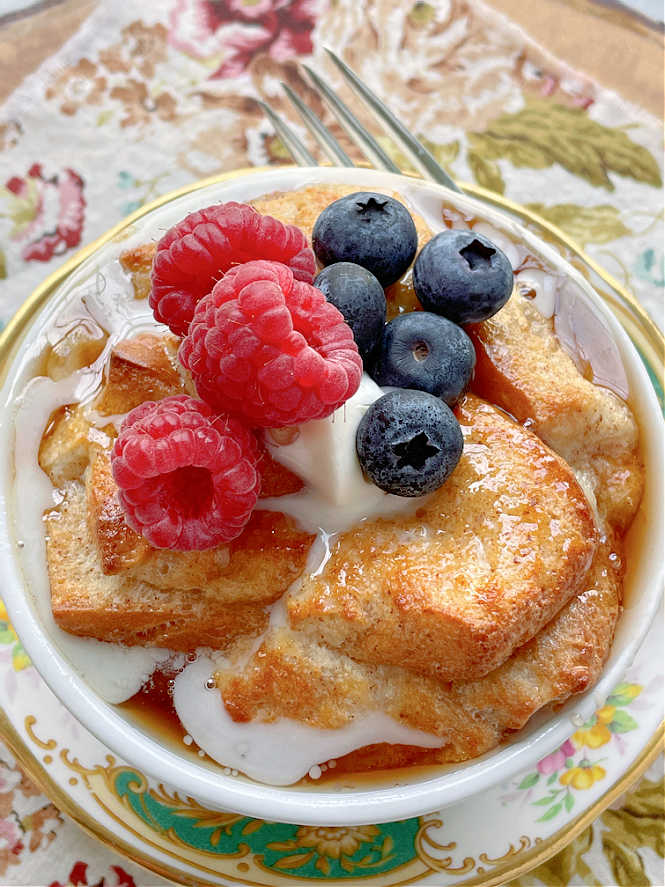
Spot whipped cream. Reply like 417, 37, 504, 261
262, 373, 431, 534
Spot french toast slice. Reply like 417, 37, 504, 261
46, 481, 278, 649
43, 333, 314, 649
93, 332, 186, 415
86, 449, 313, 592
218, 534, 622, 765
467, 296, 643, 532
288, 394, 597, 682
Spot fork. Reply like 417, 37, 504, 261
258, 48, 462, 193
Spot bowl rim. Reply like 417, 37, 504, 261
0, 165, 662, 826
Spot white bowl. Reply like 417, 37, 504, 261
0, 166, 662, 826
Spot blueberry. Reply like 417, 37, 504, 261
356, 389, 463, 497
312, 192, 418, 287
314, 262, 386, 362
413, 229, 513, 324
370, 312, 475, 406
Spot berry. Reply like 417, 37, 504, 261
150, 202, 316, 336
371, 312, 475, 406
111, 395, 260, 550
356, 389, 463, 497
314, 262, 386, 362
179, 260, 362, 428
413, 229, 513, 324
312, 192, 418, 287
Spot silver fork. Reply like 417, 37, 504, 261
258, 48, 462, 193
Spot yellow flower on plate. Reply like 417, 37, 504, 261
295, 825, 380, 859
572, 722, 612, 749
560, 762, 606, 790
12, 646, 30, 671
596, 704, 616, 724
0, 599, 31, 670
0, 600, 12, 627
572, 704, 616, 749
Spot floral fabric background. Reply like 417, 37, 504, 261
0, 0, 662, 884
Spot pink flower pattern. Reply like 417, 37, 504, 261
537, 738, 576, 775
168, 0, 317, 78
4, 164, 86, 263
0, 817, 22, 856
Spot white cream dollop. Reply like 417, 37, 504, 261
262, 374, 431, 534
266, 374, 383, 506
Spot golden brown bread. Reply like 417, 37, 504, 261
288, 394, 597, 682
39, 405, 113, 488
468, 296, 643, 532
86, 447, 313, 592
47, 454, 313, 648
218, 534, 622, 764
87, 450, 150, 573
93, 332, 186, 416
119, 242, 156, 301
46, 481, 278, 648
43, 317, 108, 382
42, 334, 314, 650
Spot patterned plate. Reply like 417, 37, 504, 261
0, 602, 661, 886
0, 171, 662, 885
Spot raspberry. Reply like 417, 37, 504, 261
150, 202, 316, 336
179, 260, 363, 428
111, 395, 260, 550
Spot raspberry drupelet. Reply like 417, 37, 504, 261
179, 260, 363, 428
111, 395, 260, 550
150, 202, 316, 336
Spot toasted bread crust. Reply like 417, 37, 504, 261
119, 242, 156, 301
44, 334, 315, 650
47, 481, 274, 648
219, 534, 622, 763
288, 395, 597, 682
94, 332, 185, 416
468, 297, 643, 532
87, 450, 150, 573
49, 473, 314, 649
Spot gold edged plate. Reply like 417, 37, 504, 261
0, 167, 662, 886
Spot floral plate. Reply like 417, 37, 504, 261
0, 599, 661, 887
0, 170, 662, 885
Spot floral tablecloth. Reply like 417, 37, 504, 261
0, 0, 662, 884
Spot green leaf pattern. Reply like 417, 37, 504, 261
525, 203, 632, 246
467, 100, 662, 191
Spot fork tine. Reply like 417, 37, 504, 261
256, 100, 318, 167
301, 64, 402, 175
281, 83, 355, 167
324, 49, 462, 193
